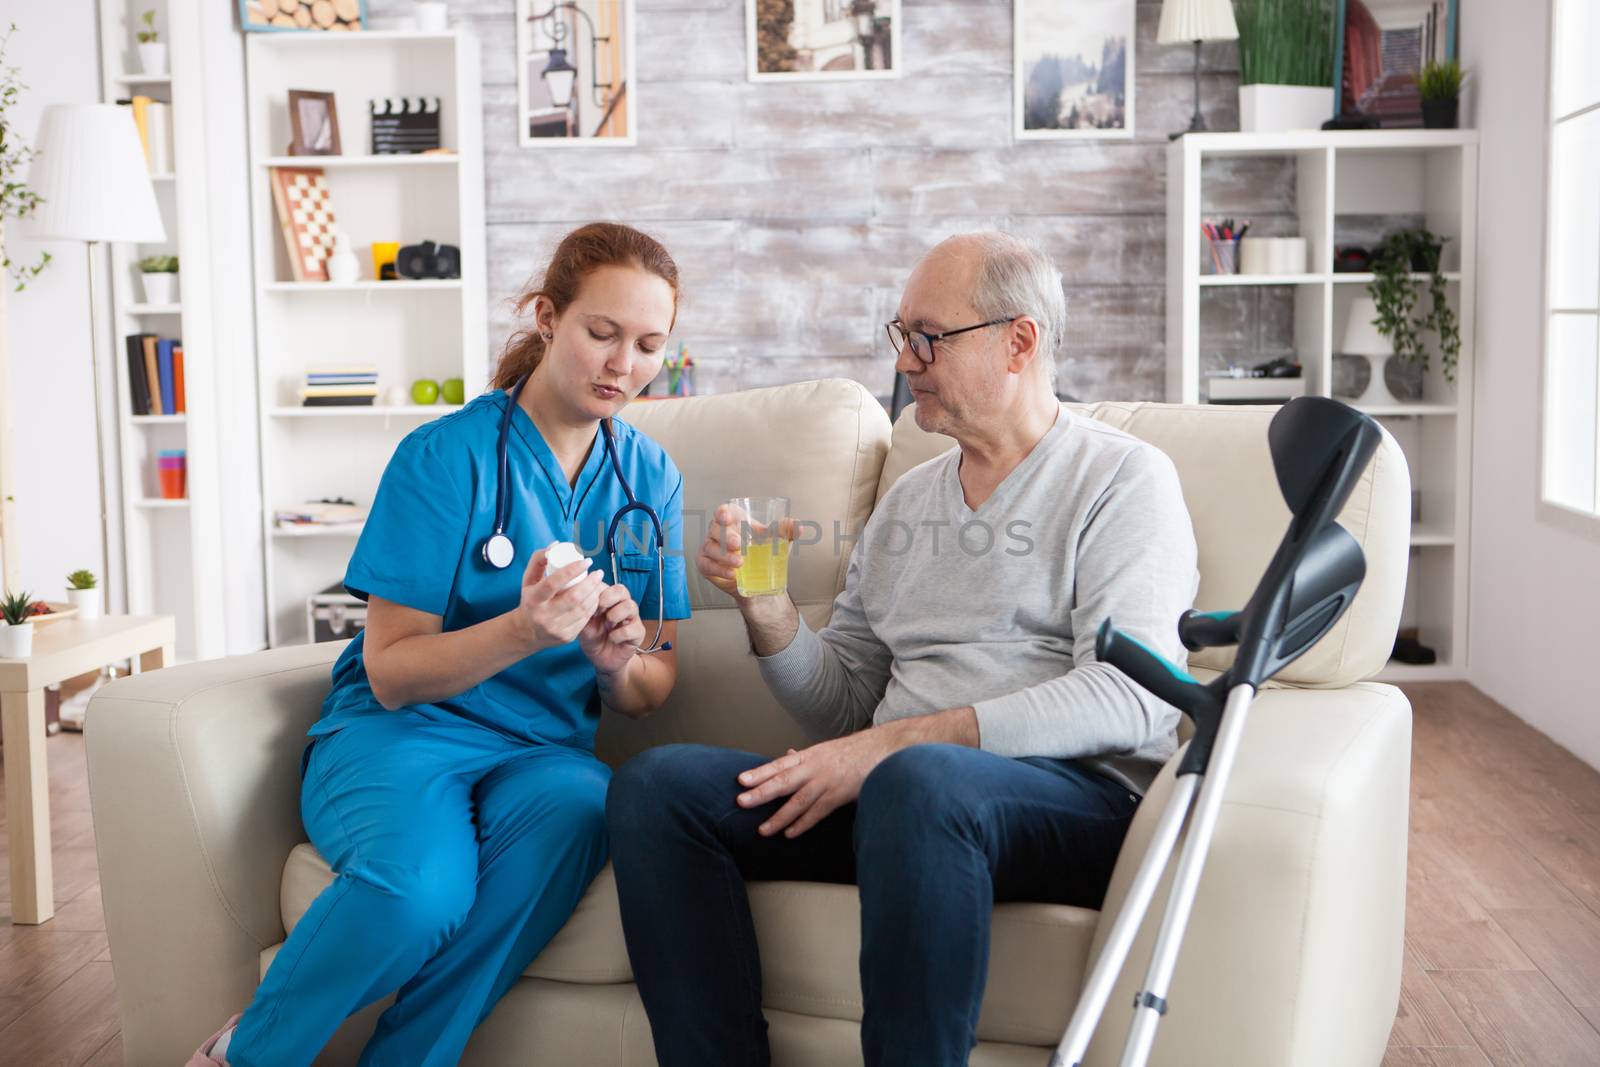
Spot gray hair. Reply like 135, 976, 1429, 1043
963, 232, 1066, 391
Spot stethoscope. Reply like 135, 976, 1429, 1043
482, 374, 671, 654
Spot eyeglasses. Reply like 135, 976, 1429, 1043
884, 317, 1017, 365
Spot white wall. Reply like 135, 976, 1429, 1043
1463, 0, 1600, 771
0, 0, 126, 609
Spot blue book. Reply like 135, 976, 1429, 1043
157, 339, 177, 415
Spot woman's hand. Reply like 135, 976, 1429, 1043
513, 546, 606, 654
579, 583, 647, 677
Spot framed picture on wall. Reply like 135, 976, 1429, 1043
240, 0, 366, 32
747, 0, 902, 81
1014, 0, 1136, 140
517, 0, 637, 147
1333, 0, 1459, 128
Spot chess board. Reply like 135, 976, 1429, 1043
269, 166, 338, 282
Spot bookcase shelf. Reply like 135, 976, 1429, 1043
1168, 130, 1478, 682
247, 29, 486, 646
98, 0, 234, 662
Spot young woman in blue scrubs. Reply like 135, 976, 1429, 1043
190, 223, 693, 1067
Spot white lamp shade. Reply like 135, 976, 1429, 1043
1341, 294, 1395, 356
1157, 0, 1239, 43
18, 104, 166, 244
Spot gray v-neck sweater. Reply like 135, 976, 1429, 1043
757, 407, 1200, 794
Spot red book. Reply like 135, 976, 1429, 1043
173, 345, 186, 413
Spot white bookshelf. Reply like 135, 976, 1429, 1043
97, 0, 229, 662
245, 30, 487, 647
1167, 130, 1479, 682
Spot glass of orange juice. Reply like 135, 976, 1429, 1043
729, 497, 790, 597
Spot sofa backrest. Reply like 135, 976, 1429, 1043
878, 402, 1411, 687
598, 379, 892, 766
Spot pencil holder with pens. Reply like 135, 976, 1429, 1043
1201, 218, 1250, 275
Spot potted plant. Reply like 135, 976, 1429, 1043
1365, 227, 1461, 398
1418, 59, 1465, 129
1, 588, 35, 658
1234, 0, 1337, 133
139, 253, 178, 304
66, 569, 100, 620
1, 24, 53, 292
135, 10, 166, 76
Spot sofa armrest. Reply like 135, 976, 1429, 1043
86, 642, 344, 1065
1084, 681, 1411, 1067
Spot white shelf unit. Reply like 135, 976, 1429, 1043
246, 30, 487, 647
1167, 130, 1478, 682
97, 0, 228, 662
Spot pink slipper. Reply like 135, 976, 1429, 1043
186, 1013, 241, 1066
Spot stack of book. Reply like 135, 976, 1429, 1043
301, 366, 378, 407
122, 95, 174, 174
124, 333, 185, 416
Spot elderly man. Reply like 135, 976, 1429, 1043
605, 232, 1199, 1067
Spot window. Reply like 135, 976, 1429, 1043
1544, 0, 1600, 520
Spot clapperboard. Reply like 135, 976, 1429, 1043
369, 97, 443, 155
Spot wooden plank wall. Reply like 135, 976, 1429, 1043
371, 0, 1282, 402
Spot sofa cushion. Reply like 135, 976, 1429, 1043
617, 379, 892, 614
278, 847, 1099, 1046
597, 379, 895, 767
876, 402, 1410, 688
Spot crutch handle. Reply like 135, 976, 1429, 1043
1097, 619, 1207, 716
1177, 609, 1240, 652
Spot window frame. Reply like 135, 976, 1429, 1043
1538, 0, 1600, 541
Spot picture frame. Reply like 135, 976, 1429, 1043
240, 0, 366, 33
517, 0, 638, 148
746, 0, 902, 82
1014, 0, 1136, 140
288, 89, 341, 156
1332, 0, 1459, 128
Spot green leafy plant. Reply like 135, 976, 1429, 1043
67, 569, 97, 590
0, 24, 51, 292
1367, 228, 1461, 384
1234, 0, 1337, 87
1, 589, 34, 626
138, 254, 178, 273
137, 10, 159, 45
1418, 59, 1465, 102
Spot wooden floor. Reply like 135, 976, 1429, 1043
2, 682, 1599, 1066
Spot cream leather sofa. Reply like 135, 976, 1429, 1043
88, 379, 1412, 1066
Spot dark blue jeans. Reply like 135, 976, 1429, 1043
606, 741, 1141, 1067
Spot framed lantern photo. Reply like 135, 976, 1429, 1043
1014, 0, 1136, 140
517, 0, 638, 147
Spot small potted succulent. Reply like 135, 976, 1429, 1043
66, 569, 101, 620
1418, 59, 1465, 129
135, 10, 166, 76
139, 254, 179, 305
1, 589, 36, 658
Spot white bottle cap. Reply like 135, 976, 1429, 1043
544, 541, 592, 590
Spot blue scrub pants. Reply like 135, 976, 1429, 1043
607, 743, 1140, 1067
227, 711, 610, 1067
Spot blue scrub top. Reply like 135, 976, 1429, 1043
316, 390, 693, 752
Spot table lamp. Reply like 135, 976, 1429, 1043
1158, 0, 1240, 139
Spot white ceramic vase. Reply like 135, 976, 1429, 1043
142, 272, 177, 305
1239, 85, 1335, 133
66, 586, 102, 621
0, 621, 34, 658
327, 234, 360, 285
137, 42, 168, 76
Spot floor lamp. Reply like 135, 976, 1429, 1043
19, 105, 166, 701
